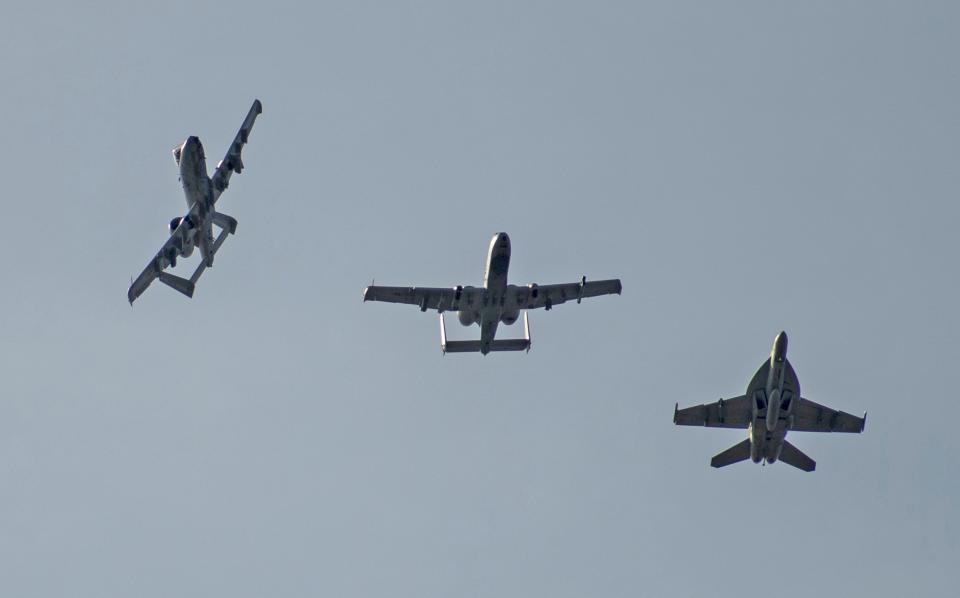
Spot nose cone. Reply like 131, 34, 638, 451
773, 331, 788, 363
489, 232, 511, 254
180, 136, 204, 161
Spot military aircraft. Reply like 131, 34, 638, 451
673, 331, 865, 471
127, 99, 263, 304
363, 232, 622, 354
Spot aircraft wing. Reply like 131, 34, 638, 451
127, 213, 199, 303
791, 398, 866, 433
209, 99, 263, 200
362, 285, 484, 312
674, 395, 752, 429
523, 278, 622, 310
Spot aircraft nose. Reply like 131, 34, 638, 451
773, 331, 788, 361
180, 136, 205, 163
496, 232, 510, 247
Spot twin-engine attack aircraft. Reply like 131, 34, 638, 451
673, 331, 865, 471
363, 232, 622, 354
127, 99, 263, 304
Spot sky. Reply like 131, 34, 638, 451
1, 1, 958, 596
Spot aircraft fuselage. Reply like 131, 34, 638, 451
173, 136, 215, 265
746, 331, 800, 465
476, 232, 513, 354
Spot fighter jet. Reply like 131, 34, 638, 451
127, 99, 263, 304
673, 331, 865, 471
363, 232, 622, 354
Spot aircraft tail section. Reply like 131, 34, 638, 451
441, 339, 530, 353
158, 272, 195, 298
212, 211, 238, 234
710, 439, 752, 468
440, 312, 530, 354
778, 440, 816, 472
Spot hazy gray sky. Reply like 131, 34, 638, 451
1, 1, 958, 596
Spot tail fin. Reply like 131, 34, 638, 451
710, 439, 752, 468
778, 441, 816, 472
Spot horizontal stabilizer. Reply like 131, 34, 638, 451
206, 227, 232, 267
441, 340, 483, 353
490, 338, 532, 351
778, 440, 816, 472
440, 339, 531, 353
441, 338, 530, 353
710, 439, 752, 468
158, 272, 195, 298
212, 211, 238, 234
439, 311, 531, 354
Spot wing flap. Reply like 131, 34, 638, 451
363, 285, 474, 312
674, 395, 751, 429
210, 99, 263, 197
791, 398, 866, 433
524, 278, 622, 310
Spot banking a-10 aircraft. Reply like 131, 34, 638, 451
674, 331, 865, 471
363, 232, 622, 354
127, 100, 263, 304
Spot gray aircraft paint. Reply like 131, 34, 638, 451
127, 100, 261, 303
674, 331, 865, 471
745, 331, 800, 465
5, 3, 959, 596
363, 232, 621, 354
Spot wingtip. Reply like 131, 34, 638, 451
252, 99, 263, 113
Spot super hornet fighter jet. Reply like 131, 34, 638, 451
363, 233, 622, 354
674, 332, 865, 471
127, 99, 263, 304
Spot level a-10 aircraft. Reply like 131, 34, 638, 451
363, 232, 622, 354
674, 331, 865, 471
127, 99, 263, 304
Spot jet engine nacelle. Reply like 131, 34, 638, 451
501, 308, 520, 325
168, 217, 195, 257
458, 309, 479, 326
